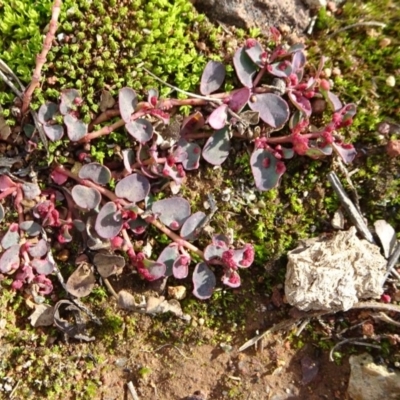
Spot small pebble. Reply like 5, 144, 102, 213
198, 317, 205, 326
379, 38, 391, 48
386, 76, 396, 87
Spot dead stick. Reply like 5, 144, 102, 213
327, 171, 374, 243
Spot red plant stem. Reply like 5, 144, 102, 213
21, 0, 62, 114
88, 108, 120, 130
15, 187, 25, 226
252, 67, 267, 88
54, 166, 205, 258
0, 186, 17, 201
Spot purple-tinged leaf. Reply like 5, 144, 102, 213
73, 219, 85, 232
208, 104, 228, 130
180, 211, 207, 241
200, 61, 226, 95
22, 182, 40, 200
173, 254, 190, 279
128, 216, 148, 235
71, 185, 101, 210
32, 256, 54, 275
1, 223, 19, 249
202, 127, 231, 166
0, 203, 4, 223
51, 169, 68, 185
222, 270, 241, 288
0, 244, 20, 274
147, 88, 159, 105
251, 148, 286, 191
64, 114, 88, 141
204, 236, 229, 262
288, 43, 306, 53
119, 87, 138, 123
162, 163, 185, 185
340, 103, 357, 122
43, 125, 64, 141
301, 355, 320, 385
268, 60, 293, 78
192, 262, 216, 300
157, 244, 180, 276
212, 234, 230, 247
94, 253, 125, 278
149, 108, 170, 125
180, 111, 205, 136
244, 40, 265, 67
292, 51, 306, 71
0, 175, 16, 191
65, 263, 96, 298
231, 245, 254, 268
79, 163, 111, 185
19, 221, 41, 236
249, 93, 290, 128
60, 89, 81, 115
115, 173, 150, 203
289, 110, 305, 130
233, 46, 258, 88
122, 148, 135, 173
175, 139, 201, 170
152, 197, 191, 230
332, 142, 357, 164
305, 142, 332, 159
228, 87, 251, 113
95, 201, 123, 239
28, 239, 49, 258
142, 258, 166, 280
281, 146, 295, 159
288, 91, 312, 117
126, 118, 153, 143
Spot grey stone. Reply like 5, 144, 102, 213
347, 353, 400, 400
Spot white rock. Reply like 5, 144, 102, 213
285, 227, 386, 311
347, 353, 400, 400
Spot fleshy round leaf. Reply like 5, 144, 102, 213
202, 127, 231, 166
95, 201, 123, 239
157, 244, 180, 277
251, 148, 286, 191
142, 258, 166, 280
126, 118, 153, 143
332, 143, 357, 164
38, 102, 58, 124
60, 89, 81, 115
115, 173, 150, 203
249, 93, 290, 128
228, 88, 251, 112
128, 217, 148, 235
152, 197, 191, 230
175, 139, 201, 170
79, 163, 111, 185
200, 61, 226, 95
0, 175, 16, 191
28, 239, 49, 259
268, 60, 293, 78
292, 50, 306, 71
64, 114, 88, 141
19, 221, 41, 236
180, 211, 207, 241
119, 87, 138, 122
43, 124, 64, 141
1, 223, 19, 249
172, 255, 190, 279
340, 103, 357, 122
93, 253, 125, 278
122, 148, 135, 174
233, 46, 258, 88
305, 142, 333, 159
244, 40, 265, 67
0, 244, 20, 274
323, 91, 342, 112
32, 257, 54, 275
222, 270, 241, 288
180, 111, 205, 136
208, 104, 228, 130
192, 262, 216, 300
71, 185, 101, 210
288, 92, 312, 117
66, 263, 96, 298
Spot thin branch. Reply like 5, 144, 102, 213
327, 171, 374, 243
327, 21, 387, 38
127, 381, 140, 400
329, 337, 381, 361
21, 0, 62, 114
383, 241, 400, 283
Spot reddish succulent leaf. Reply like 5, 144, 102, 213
233, 46, 258, 88
180, 111, 205, 136
22, 182, 41, 200
202, 127, 231, 166
228, 87, 251, 112
305, 142, 332, 159
19, 221, 41, 236
38, 102, 64, 141
340, 103, 357, 122
149, 108, 170, 124
119, 87, 138, 123
115, 173, 150, 203
28, 239, 49, 258
51, 169, 68, 185
249, 93, 290, 128
66, 263, 96, 298
60, 89, 81, 115
32, 257, 55, 275
126, 118, 153, 143
175, 139, 201, 170
200, 60, 226, 95
244, 40, 265, 67
192, 262, 216, 300
79, 163, 111, 185
147, 88, 159, 105
162, 163, 185, 185
291, 50, 306, 71
128, 216, 148, 235
142, 258, 166, 280
208, 104, 228, 130
152, 197, 191, 230
180, 211, 207, 241
0, 244, 20, 274
43, 124, 64, 141
95, 201, 123, 239
268, 60, 293, 78
172, 254, 190, 279
222, 270, 241, 288
0, 175, 16, 191
288, 91, 312, 117
122, 148, 135, 173
204, 236, 229, 262
1, 223, 19, 249
71, 185, 101, 210
64, 114, 88, 141
251, 148, 286, 191
157, 244, 180, 276
332, 142, 357, 163
94, 253, 125, 278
